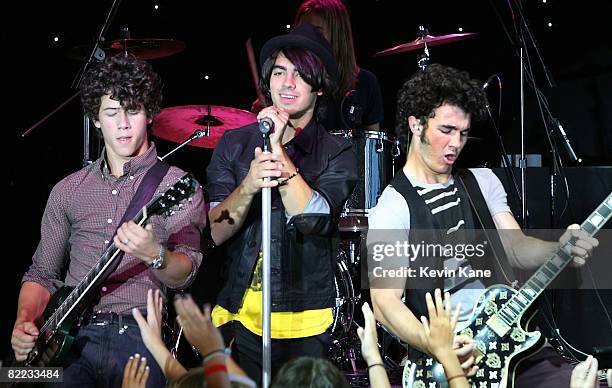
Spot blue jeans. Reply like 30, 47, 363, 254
57, 319, 166, 388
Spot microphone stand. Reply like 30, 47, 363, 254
20, 0, 123, 167
260, 130, 272, 388
519, 47, 527, 227
484, 83, 523, 222
508, 0, 577, 228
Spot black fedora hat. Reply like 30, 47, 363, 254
259, 22, 339, 81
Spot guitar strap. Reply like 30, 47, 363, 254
119, 160, 170, 226
455, 169, 518, 286
104, 159, 170, 262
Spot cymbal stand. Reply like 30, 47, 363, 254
20, 0, 124, 167
416, 25, 430, 71
158, 129, 208, 161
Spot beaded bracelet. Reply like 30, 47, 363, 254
278, 168, 300, 186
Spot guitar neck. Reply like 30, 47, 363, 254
495, 192, 612, 325
39, 208, 149, 336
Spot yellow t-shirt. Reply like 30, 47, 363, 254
212, 253, 332, 339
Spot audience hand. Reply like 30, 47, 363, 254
570, 355, 600, 388
132, 289, 165, 351
357, 302, 382, 365
420, 289, 477, 377
173, 294, 225, 356
122, 353, 150, 388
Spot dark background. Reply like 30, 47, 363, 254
2, 0, 611, 363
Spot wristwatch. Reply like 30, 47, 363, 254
150, 245, 167, 270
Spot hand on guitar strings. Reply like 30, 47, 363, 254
11, 321, 39, 361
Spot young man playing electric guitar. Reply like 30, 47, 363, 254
10, 53, 206, 387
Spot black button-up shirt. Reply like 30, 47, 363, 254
207, 120, 358, 312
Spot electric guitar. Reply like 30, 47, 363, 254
403, 191, 612, 388
20, 173, 197, 367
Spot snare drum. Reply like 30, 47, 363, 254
331, 130, 400, 232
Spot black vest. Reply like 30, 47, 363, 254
389, 169, 516, 319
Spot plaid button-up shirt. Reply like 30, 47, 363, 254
23, 143, 206, 314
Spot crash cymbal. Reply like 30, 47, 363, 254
152, 105, 256, 148
375, 32, 476, 57
70, 38, 186, 60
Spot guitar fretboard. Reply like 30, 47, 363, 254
496, 192, 612, 325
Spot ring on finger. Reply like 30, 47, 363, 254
123, 239, 130, 245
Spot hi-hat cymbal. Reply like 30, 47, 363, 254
70, 38, 186, 60
375, 32, 477, 57
152, 105, 256, 148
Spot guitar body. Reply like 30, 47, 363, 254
27, 286, 82, 367
403, 285, 545, 388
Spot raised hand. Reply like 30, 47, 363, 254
570, 355, 599, 388
356, 302, 382, 365
173, 294, 225, 357
132, 289, 164, 351
121, 353, 150, 388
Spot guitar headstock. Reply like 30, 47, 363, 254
148, 173, 197, 217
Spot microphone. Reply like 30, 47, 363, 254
259, 117, 274, 135
483, 74, 500, 90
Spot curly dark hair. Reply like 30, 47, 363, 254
80, 53, 162, 122
260, 47, 338, 123
395, 63, 487, 149
271, 356, 350, 388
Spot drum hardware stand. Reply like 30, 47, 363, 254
158, 129, 208, 161
158, 105, 214, 161
416, 25, 430, 71
20, 0, 124, 167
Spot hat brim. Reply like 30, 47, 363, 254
259, 35, 339, 81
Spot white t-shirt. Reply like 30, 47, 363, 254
367, 168, 512, 328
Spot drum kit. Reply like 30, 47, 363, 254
65, 27, 476, 384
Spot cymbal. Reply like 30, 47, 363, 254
375, 32, 477, 57
152, 105, 256, 148
70, 38, 186, 60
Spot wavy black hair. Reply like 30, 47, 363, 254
80, 53, 162, 122
271, 356, 350, 388
395, 63, 487, 149
260, 47, 338, 123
